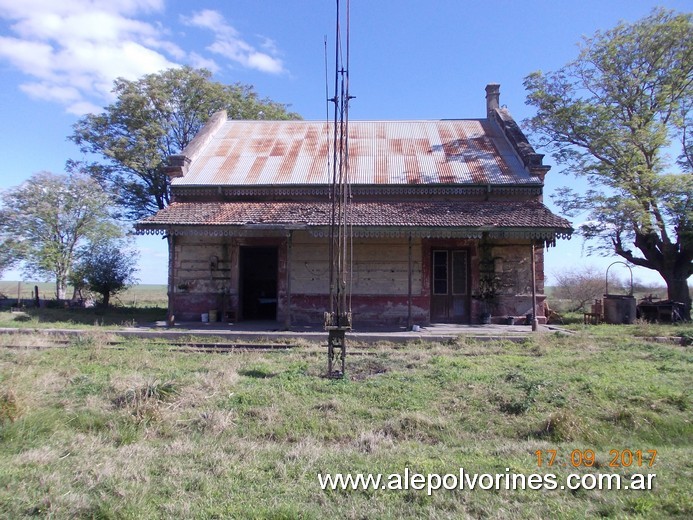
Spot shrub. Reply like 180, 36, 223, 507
551, 265, 626, 312
534, 410, 583, 442
0, 388, 20, 424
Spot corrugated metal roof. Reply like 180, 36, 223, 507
171, 120, 540, 187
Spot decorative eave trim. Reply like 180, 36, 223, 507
135, 224, 572, 244
172, 183, 544, 200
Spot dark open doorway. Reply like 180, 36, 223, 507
239, 247, 278, 320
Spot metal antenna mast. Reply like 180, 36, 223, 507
325, 0, 353, 378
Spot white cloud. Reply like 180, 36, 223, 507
0, 0, 163, 18
259, 36, 280, 56
184, 9, 285, 75
0, 0, 176, 115
0, 1, 287, 116
65, 100, 104, 116
144, 36, 187, 61
247, 52, 284, 74
19, 82, 82, 103
187, 9, 234, 35
0, 36, 55, 74
188, 51, 220, 74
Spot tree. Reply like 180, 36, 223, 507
69, 67, 301, 323
0, 172, 123, 299
72, 241, 139, 307
69, 66, 301, 220
0, 235, 17, 279
524, 9, 693, 319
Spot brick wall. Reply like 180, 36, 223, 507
169, 232, 546, 325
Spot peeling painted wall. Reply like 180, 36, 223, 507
290, 234, 422, 295
173, 236, 235, 295
168, 232, 546, 325
488, 241, 546, 323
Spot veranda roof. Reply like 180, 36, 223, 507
136, 199, 573, 241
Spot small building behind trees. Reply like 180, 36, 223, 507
136, 84, 572, 326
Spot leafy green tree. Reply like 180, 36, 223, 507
524, 9, 693, 318
69, 66, 301, 220
72, 241, 139, 307
0, 235, 16, 278
0, 172, 122, 299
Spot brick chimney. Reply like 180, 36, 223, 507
485, 83, 500, 116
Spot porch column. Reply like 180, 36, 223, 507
166, 232, 176, 327
407, 233, 413, 329
531, 241, 538, 331
285, 230, 293, 329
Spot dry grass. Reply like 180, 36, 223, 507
0, 330, 690, 519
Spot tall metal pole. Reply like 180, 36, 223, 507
326, 0, 352, 378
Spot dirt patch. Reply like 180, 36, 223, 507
347, 358, 389, 381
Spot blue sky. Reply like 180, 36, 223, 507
0, 0, 689, 287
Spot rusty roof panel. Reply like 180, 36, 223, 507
171, 120, 540, 187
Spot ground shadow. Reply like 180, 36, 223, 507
239, 368, 276, 379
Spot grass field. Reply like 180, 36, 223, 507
0, 327, 691, 519
0, 306, 168, 329
0, 282, 168, 329
0, 281, 168, 308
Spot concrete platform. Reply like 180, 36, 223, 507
0, 321, 572, 344
115, 320, 569, 343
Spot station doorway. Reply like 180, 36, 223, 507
430, 249, 470, 323
239, 247, 278, 320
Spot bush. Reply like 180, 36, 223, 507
0, 389, 21, 424
551, 265, 626, 312
72, 242, 139, 307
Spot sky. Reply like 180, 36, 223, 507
0, 0, 690, 289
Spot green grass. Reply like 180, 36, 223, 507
0, 306, 167, 329
0, 281, 167, 328
0, 330, 690, 519
561, 315, 693, 340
